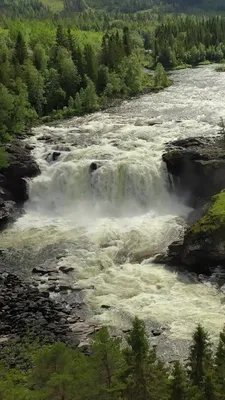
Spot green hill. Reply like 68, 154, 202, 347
1, 0, 225, 16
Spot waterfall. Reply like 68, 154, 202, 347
2, 65, 225, 344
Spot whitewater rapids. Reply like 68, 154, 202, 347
2, 65, 225, 343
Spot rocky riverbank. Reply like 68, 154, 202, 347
0, 271, 100, 351
161, 135, 225, 274
0, 140, 40, 229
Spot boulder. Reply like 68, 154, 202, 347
0, 140, 40, 229
167, 190, 225, 273
0, 201, 17, 229
163, 136, 225, 208
1, 140, 40, 203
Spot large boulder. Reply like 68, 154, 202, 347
167, 190, 225, 273
163, 136, 225, 207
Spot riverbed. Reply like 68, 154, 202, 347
2, 65, 225, 350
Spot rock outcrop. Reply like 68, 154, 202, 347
0, 140, 40, 228
163, 136, 225, 208
166, 190, 225, 273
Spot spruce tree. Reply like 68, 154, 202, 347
91, 327, 125, 398
169, 361, 188, 400
215, 326, 225, 397
14, 32, 27, 65
123, 317, 154, 400
189, 325, 213, 389
123, 27, 132, 57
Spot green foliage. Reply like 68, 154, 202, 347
154, 16, 225, 69
154, 62, 170, 88
1, 320, 225, 400
0, 148, 8, 168
190, 190, 225, 234
0, 15, 163, 142
189, 324, 213, 389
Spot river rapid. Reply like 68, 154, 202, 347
2, 65, 225, 348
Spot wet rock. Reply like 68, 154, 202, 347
52, 151, 61, 161
3, 140, 40, 202
59, 266, 74, 274
37, 135, 53, 143
32, 266, 57, 275
167, 190, 225, 273
89, 162, 98, 173
152, 329, 163, 337
0, 201, 17, 229
163, 136, 225, 208
0, 141, 40, 229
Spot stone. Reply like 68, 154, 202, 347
0, 201, 17, 229
163, 136, 225, 208
52, 151, 61, 161
32, 266, 57, 275
89, 162, 98, 173
3, 140, 40, 202
167, 190, 225, 273
59, 266, 74, 274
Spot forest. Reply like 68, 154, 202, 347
1, 317, 225, 400
0, 10, 171, 166
1, 0, 225, 14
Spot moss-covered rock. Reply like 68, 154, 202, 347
171, 190, 225, 272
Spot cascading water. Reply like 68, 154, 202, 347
2, 65, 225, 345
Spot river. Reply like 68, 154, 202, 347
2, 65, 225, 349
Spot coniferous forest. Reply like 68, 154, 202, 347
1, 317, 225, 400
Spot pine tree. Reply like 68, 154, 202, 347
169, 361, 188, 400
84, 44, 97, 83
154, 63, 169, 88
215, 326, 225, 397
97, 65, 109, 94
74, 92, 82, 114
81, 76, 99, 112
14, 32, 27, 65
122, 317, 156, 400
189, 325, 213, 388
91, 327, 125, 398
123, 27, 132, 57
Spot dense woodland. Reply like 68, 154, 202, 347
0, 10, 171, 166
1, 0, 225, 14
1, 317, 225, 399
154, 16, 225, 68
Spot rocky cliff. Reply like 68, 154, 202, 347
0, 140, 40, 228
163, 136, 225, 208
162, 135, 225, 273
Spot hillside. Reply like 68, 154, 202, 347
1, 0, 225, 14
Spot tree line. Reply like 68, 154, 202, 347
0, 317, 225, 399
154, 15, 225, 68
0, 17, 169, 152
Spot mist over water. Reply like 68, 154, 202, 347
3, 65, 225, 341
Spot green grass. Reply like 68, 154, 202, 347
191, 190, 225, 234
40, 0, 63, 12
